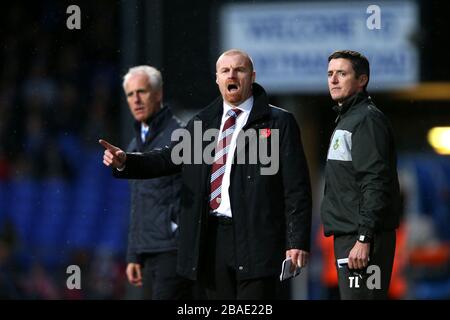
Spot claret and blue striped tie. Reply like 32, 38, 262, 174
209, 108, 242, 210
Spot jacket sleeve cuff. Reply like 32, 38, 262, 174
358, 226, 374, 239
126, 252, 140, 264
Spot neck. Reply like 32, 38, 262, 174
227, 101, 243, 108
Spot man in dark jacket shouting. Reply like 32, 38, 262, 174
321, 50, 400, 299
100, 49, 312, 299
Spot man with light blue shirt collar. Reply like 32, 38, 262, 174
119, 65, 193, 299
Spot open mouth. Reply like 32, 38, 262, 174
227, 83, 239, 93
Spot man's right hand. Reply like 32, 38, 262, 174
126, 263, 143, 287
99, 139, 126, 169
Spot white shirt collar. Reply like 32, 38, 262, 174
222, 96, 254, 116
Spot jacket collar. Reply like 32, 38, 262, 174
332, 91, 371, 123
133, 106, 171, 143
196, 82, 271, 128
245, 83, 271, 128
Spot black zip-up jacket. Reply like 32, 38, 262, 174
114, 83, 312, 281
321, 92, 400, 239
126, 106, 183, 263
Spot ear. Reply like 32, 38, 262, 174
358, 74, 368, 89
251, 71, 256, 83
216, 73, 219, 85
157, 89, 163, 102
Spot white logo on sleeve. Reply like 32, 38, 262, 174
327, 129, 352, 161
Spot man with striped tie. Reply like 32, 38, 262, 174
100, 49, 312, 299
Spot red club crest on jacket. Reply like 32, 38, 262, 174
260, 128, 271, 138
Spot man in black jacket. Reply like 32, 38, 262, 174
321, 50, 400, 299
120, 65, 192, 299
100, 50, 312, 299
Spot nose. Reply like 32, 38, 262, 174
134, 92, 141, 103
228, 68, 237, 78
330, 73, 339, 84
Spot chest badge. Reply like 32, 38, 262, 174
260, 128, 271, 138
327, 129, 352, 161
333, 138, 340, 150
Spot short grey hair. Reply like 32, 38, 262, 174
122, 65, 163, 92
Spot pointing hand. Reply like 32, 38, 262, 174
99, 139, 126, 169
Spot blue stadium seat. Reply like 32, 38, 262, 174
96, 177, 129, 254
414, 278, 450, 299
434, 158, 450, 241
413, 156, 450, 241
64, 176, 103, 250
0, 180, 9, 230
414, 158, 436, 216
33, 179, 71, 250
8, 179, 40, 247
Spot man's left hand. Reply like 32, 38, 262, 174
348, 241, 370, 269
286, 249, 309, 271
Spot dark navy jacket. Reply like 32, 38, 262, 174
126, 106, 183, 263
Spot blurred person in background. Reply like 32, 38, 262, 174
321, 50, 400, 299
118, 66, 192, 299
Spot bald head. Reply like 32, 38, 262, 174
216, 49, 254, 73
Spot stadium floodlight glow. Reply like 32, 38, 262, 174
428, 127, 450, 155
